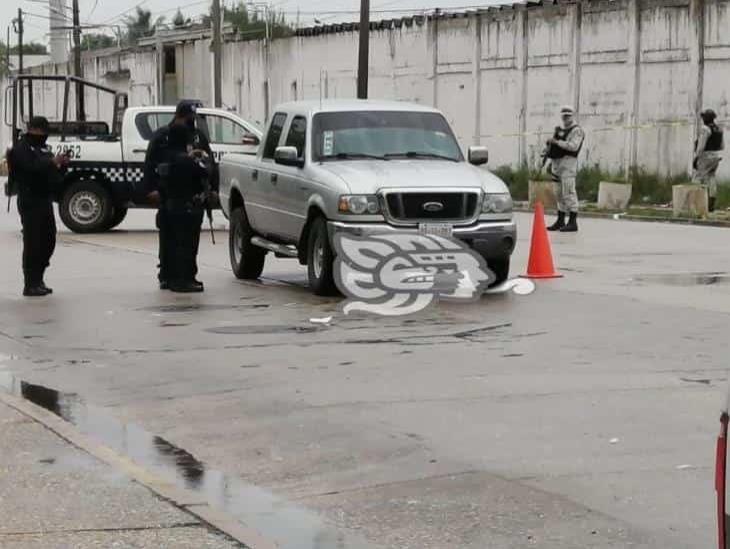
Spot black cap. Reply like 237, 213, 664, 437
28, 116, 50, 133
175, 101, 198, 117
701, 109, 717, 122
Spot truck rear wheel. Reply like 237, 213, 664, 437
60, 180, 114, 233
306, 216, 338, 296
229, 207, 266, 279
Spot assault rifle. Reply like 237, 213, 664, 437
191, 150, 215, 245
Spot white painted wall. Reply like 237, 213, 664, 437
3, 0, 729, 180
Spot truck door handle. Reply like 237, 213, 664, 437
252, 169, 258, 181
132, 148, 146, 153
270, 173, 278, 183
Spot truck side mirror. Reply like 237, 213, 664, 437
274, 146, 304, 168
242, 133, 260, 146
468, 146, 489, 166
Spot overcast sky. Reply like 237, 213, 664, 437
1, 0, 503, 47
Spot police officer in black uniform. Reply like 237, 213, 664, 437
143, 101, 216, 289
157, 124, 211, 292
7, 116, 69, 296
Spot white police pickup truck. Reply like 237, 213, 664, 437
55, 105, 262, 233
5, 75, 261, 233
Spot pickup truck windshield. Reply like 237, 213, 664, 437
312, 111, 463, 162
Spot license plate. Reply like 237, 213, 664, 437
418, 223, 453, 238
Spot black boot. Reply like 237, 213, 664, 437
709, 197, 716, 213
23, 285, 48, 297
39, 281, 53, 294
560, 212, 578, 232
169, 280, 204, 293
23, 272, 50, 297
547, 212, 566, 231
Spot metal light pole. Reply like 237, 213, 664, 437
212, 0, 223, 107
72, 0, 85, 120
357, 0, 370, 99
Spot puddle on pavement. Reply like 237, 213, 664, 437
139, 304, 269, 313
632, 272, 730, 286
206, 325, 322, 335
0, 374, 373, 549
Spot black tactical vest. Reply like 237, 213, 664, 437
706, 124, 724, 152
547, 125, 583, 159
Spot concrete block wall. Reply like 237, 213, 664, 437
2, 0, 729, 180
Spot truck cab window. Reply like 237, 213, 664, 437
285, 116, 306, 159
262, 113, 287, 160
201, 115, 250, 145
135, 112, 174, 140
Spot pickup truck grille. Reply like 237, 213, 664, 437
384, 192, 479, 222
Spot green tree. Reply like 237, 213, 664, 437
0, 42, 8, 78
9, 42, 48, 55
173, 9, 189, 28
123, 7, 164, 45
81, 33, 116, 50
222, 2, 293, 40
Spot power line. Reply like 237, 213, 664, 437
100, 0, 151, 24
24, 11, 63, 21
25, 0, 72, 9
88, 0, 101, 21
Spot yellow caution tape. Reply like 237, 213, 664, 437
478, 119, 694, 139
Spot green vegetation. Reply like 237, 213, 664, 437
494, 163, 730, 208
0, 41, 49, 76
123, 7, 165, 45
82, 34, 116, 50
223, 1, 293, 40
496, 162, 730, 220
9, 42, 47, 55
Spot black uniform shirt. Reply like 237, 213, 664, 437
143, 124, 217, 196
8, 137, 63, 207
160, 148, 210, 202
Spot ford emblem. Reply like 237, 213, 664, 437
422, 201, 444, 213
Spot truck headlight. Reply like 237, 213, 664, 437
482, 193, 513, 214
338, 195, 380, 215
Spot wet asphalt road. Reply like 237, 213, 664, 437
0, 204, 727, 548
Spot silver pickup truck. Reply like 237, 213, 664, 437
219, 100, 516, 295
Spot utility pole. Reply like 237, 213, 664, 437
5, 27, 10, 77
72, 0, 85, 120
16, 9, 24, 75
15, 9, 25, 119
212, 0, 222, 107
357, 0, 370, 99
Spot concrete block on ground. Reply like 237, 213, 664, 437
672, 184, 708, 218
597, 182, 632, 210
529, 180, 557, 211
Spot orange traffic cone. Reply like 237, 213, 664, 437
524, 202, 562, 279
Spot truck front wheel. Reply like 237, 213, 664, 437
60, 180, 114, 233
306, 216, 338, 296
229, 207, 266, 279
485, 256, 511, 287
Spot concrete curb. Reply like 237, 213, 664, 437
0, 391, 278, 549
514, 207, 730, 228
